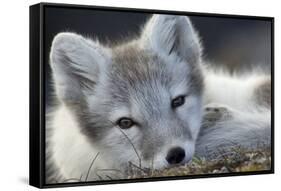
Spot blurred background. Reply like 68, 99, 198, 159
44, 6, 272, 105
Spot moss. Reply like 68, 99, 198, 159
127, 148, 271, 179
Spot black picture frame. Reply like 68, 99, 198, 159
30, 2, 274, 189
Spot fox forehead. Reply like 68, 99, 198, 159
104, 41, 203, 102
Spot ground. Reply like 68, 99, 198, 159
61, 147, 271, 183
127, 148, 271, 179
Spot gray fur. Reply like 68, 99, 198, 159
254, 77, 271, 107
196, 104, 271, 159
46, 14, 271, 183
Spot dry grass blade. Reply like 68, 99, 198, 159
116, 127, 142, 168
63, 178, 81, 183
106, 175, 113, 180
96, 169, 122, 173
85, 152, 100, 181
129, 161, 147, 173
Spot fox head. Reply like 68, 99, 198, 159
50, 14, 203, 171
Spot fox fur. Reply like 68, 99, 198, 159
46, 14, 271, 183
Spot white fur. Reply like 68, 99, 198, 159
49, 105, 105, 180
196, 105, 271, 159
203, 68, 270, 111
141, 14, 201, 65
47, 14, 271, 183
50, 32, 110, 102
194, 69, 271, 159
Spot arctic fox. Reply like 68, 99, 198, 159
47, 14, 271, 183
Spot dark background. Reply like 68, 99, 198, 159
44, 6, 272, 105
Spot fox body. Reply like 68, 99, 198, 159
47, 15, 271, 183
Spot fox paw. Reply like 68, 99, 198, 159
202, 104, 232, 128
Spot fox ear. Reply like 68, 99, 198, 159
50, 32, 108, 103
141, 15, 201, 64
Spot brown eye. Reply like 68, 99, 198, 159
117, 118, 135, 129
171, 95, 185, 108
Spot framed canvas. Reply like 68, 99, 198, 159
29, 2, 274, 188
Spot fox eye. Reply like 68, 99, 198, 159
117, 118, 135, 129
171, 95, 186, 108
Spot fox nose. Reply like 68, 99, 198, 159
166, 147, 185, 164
